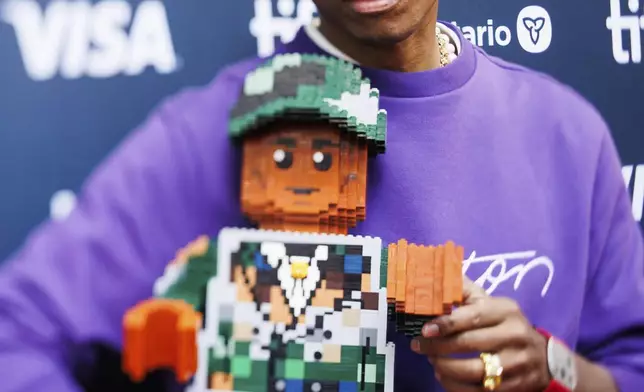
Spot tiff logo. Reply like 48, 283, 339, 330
623, 164, 644, 222
250, 0, 317, 57
606, 0, 644, 64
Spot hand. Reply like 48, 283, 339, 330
123, 298, 201, 383
410, 277, 551, 392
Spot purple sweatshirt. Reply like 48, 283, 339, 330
1, 24, 643, 392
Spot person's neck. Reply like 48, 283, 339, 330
317, 10, 440, 72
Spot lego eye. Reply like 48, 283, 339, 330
273, 149, 292, 169
312, 151, 332, 171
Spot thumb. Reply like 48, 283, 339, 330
462, 275, 487, 303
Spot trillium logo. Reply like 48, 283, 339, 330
516, 5, 553, 53
523, 17, 546, 45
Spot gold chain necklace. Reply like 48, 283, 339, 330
436, 27, 452, 67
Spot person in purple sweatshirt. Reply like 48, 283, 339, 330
0, 0, 643, 391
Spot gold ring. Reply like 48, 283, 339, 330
480, 352, 503, 391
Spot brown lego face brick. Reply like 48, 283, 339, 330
240, 121, 368, 234
255, 284, 271, 303
362, 292, 379, 310
325, 271, 344, 290
310, 280, 343, 309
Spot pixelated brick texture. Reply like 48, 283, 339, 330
207, 342, 386, 391
154, 235, 218, 311
229, 53, 387, 155
385, 240, 464, 337
202, 234, 388, 391
240, 133, 369, 235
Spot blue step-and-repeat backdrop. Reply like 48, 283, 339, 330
0, 0, 642, 260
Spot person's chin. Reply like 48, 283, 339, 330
350, 23, 415, 45
339, 0, 415, 44
339, 19, 413, 47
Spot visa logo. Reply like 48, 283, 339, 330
1, 0, 181, 81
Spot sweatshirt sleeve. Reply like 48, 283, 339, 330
576, 129, 644, 391
0, 73, 242, 391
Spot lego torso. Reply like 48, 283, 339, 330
157, 228, 394, 392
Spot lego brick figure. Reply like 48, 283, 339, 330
122, 54, 464, 392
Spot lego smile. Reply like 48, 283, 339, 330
348, 0, 399, 14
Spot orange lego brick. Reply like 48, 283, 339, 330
409, 245, 422, 315
433, 245, 445, 316
408, 245, 420, 315
443, 242, 454, 313
414, 246, 429, 315
387, 242, 397, 307
454, 244, 465, 305
404, 244, 417, 314
123, 298, 201, 383
395, 239, 408, 313
414, 245, 435, 316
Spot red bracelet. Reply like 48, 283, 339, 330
535, 327, 577, 392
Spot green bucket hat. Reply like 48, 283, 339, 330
228, 53, 387, 155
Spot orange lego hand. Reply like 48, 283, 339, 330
386, 240, 465, 336
123, 298, 202, 383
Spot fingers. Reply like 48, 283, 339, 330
438, 376, 526, 392
431, 349, 535, 392
422, 297, 520, 338
415, 325, 512, 356
437, 377, 482, 392
429, 347, 530, 383
462, 275, 487, 303
493, 376, 530, 392
431, 356, 486, 384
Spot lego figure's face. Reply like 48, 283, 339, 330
240, 121, 368, 233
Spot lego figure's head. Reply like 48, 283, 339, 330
229, 54, 387, 234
